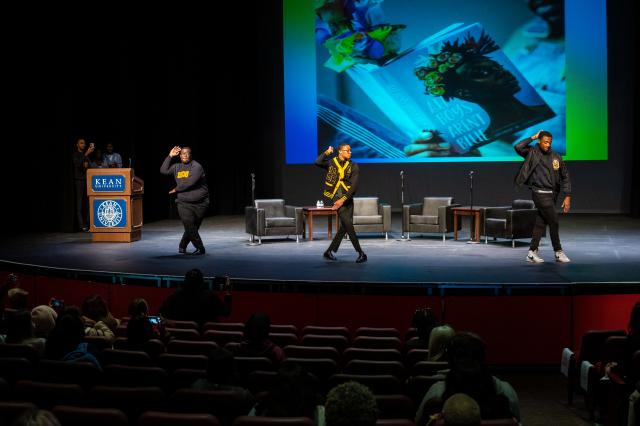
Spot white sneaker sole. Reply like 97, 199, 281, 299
527, 256, 544, 263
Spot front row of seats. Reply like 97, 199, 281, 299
246, 198, 540, 246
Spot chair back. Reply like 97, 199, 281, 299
139, 411, 221, 426
512, 199, 534, 209
354, 197, 380, 216
422, 197, 452, 216
255, 199, 285, 218
53, 405, 129, 426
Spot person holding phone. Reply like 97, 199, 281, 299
72, 138, 94, 232
160, 146, 209, 255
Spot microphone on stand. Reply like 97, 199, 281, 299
468, 171, 474, 210
250, 173, 256, 205
398, 170, 410, 241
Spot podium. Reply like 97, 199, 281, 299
86, 168, 144, 242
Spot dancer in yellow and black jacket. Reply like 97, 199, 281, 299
315, 144, 367, 263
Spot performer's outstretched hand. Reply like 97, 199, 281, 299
332, 198, 344, 210
169, 146, 181, 157
168, 188, 176, 194
562, 196, 571, 213
325, 146, 334, 155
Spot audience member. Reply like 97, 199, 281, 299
82, 294, 120, 338
252, 362, 321, 422
428, 325, 456, 362
8, 288, 29, 310
441, 393, 482, 426
44, 306, 101, 370
31, 305, 58, 338
128, 298, 150, 317
416, 332, 520, 425
159, 269, 232, 324
2, 310, 46, 354
325, 381, 378, 426
12, 408, 60, 426
404, 307, 439, 354
233, 312, 284, 365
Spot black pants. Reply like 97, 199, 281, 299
176, 199, 209, 250
530, 191, 562, 251
74, 179, 87, 229
327, 199, 363, 254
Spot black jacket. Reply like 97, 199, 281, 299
315, 152, 359, 202
514, 138, 571, 195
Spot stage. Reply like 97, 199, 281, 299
1, 214, 639, 291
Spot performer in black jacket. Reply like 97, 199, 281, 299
315, 144, 367, 263
160, 146, 209, 255
72, 138, 94, 232
514, 130, 571, 263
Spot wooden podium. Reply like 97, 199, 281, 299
86, 168, 144, 242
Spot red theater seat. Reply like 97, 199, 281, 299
342, 348, 402, 365
345, 360, 407, 380
232, 416, 315, 426
356, 327, 401, 339
353, 336, 403, 351
53, 405, 128, 426
301, 326, 350, 340
167, 340, 219, 356
375, 394, 415, 419
328, 374, 404, 395
284, 345, 340, 362
139, 411, 221, 426
301, 334, 349, 353
15, 380, 84, 409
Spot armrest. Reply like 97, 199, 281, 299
443, 203, 462, 231
483, 206, 510, 219
402, 203, 422, 232
244, 206, 265, 235
507, 209, 537, 235
286, 205, 304, 235
379, 203, 391, 232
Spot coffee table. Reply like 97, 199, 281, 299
302, 207, 339, 240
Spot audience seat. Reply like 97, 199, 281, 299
53, 405, 129, 426
166, 328, 201, 341
269, 333, 298, 348
203, 330, 245, 346
202, 322, 245, 333
235, 357, 275, 384
410, 361, 448, 377
375, 394, 414, 419
301, 326, 350, 340
139, 411, 221, 426
344, 360, 407, 380
167, 340, 219, 356
0, 343, 39, 364
171, 368, 207, 390
376, 420, 415, 426
36, 359, 102, 389
301, 334, 349, 353
165, 319, 199, 330
85, 335, 114, 353
281, 358, 338, 383
284, 345, 340, 363
15, 380, 85, 409
404, 349, 430, 367
157, 353, 208, 372
87, 385, 166, 419
102, 348, 153, 367
270, 324, 298, 335
342, 348, 402, 365
356, 327, 401, 339
327, 374, 404, 395
232, 416, 315, 426
246, 370, 279, 396
170, 388, 255, 425
0, 357, 33, 384
0, 401, 37, 425
353, 336, 402, 351
103, 364, 169, 388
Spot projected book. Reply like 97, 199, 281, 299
318, 22, 555, 157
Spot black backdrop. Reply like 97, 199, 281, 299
4, 1, 638, 235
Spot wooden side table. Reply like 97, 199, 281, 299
302, 207, 339, 240
453, 207, 482, 243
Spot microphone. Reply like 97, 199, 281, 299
250, 173, 255, 179
400, 170, 404, 176
469, 170, 474, 177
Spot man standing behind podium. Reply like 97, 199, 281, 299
72, 138, 94, 232
160, 146, 209, 255
315, 144, 367, 263
102, 143, 122, 168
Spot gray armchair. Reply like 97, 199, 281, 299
245, 199, 303, 244
402, 197, 459, 242
352, 197, 391, 239
480, 199, 540, 247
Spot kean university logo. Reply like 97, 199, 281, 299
93, 199, 127, 228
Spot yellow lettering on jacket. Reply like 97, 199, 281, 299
177, 171, 189, 178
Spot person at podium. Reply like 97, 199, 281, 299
102, 142, 123, 168
72, 137, 94, 232
160, 146, 209, 255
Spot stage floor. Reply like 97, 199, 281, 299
1, 215, 640, 286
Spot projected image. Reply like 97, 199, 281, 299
283, 0, 607, 163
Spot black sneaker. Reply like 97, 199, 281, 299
323, 250, 337, 261
192, 248, 206, 255
356, 252, 368, 263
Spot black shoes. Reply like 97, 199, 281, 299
323, 250, 337, 261
356, 252, 368, 263
192, 248, 206, 255
80, 227, 89, 232
178, 247, 187, 254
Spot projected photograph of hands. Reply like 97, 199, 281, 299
284, 0, 607, 164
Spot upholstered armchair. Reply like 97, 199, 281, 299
352, 197, 392, 239
402, 197, 459, 242
245, 199, 303, 244
480, 199, 540, 247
